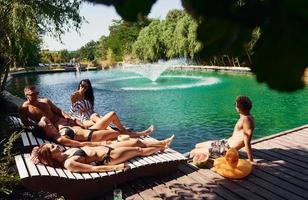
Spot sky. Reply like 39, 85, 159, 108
42, 0, 183, 51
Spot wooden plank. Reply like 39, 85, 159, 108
107, 170, 116, 176
36, 137, 44, 145
130, 179, 162, 200
259, 140, 308, 163
129, 158, 143, 167
90, 172, 100, 178
251, 158, 308, 183
245, 171, 306, 200
63, 169, 76, 179
27, 131, 38, 146
21, 132, 30, 146
196, 167, 265, 200
254, 143, 308, 169
23, 154, 40, 176
120, 183, 143, 200
252, 169, 308, 199
252, 149, 308, 176
81, 173, 92, 179
142, 176, 179, 199
134, 156, 149, 166
127, 161, 138, 170
55, 168, 67, 178
72, 172, 84, 179
98, 172, 108, 177
45, 166, 59, 177
35, 164, 49, 176
269, 137, 308, 156
14, 155, 29, 179
179, 164, 242, 200
142, 156, 156, 164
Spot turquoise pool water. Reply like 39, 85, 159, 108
8, 69, 308, 153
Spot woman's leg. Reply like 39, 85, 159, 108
109, 135, 175, 149
89, 111, 127, 131
90, 129, 121, 141
89, 112, 154, 137
107, 146, 163, 165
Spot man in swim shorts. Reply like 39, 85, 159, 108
190, 96, 255, 161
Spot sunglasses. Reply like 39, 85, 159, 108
26, 92, 39, 96
80, 83, 88, 88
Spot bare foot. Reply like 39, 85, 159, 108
160, 134, 175, 152
137, 125, 154, 137
164, 134, 175, 148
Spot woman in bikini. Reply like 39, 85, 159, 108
70, 79, 140, 133
37, 116, 154, 147
31, 135, 175, 172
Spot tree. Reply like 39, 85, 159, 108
132, 10, 201, 61
0, 0, 83, 91
79, 40, 99, 61
87, 0, 308, 91
132, 20, 164, 62
98, 19, 150, 62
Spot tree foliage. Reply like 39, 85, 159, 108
133, 20, 164, 62
0, 0, 83, 91
132, 10, 202, 62
87, 0, 308, 91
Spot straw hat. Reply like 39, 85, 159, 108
117, 134, 130, 142
211, 148, 252, 179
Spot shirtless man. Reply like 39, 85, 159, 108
190, 96, 254, 162
19, 86, 154, 147
19, 86, 78, 132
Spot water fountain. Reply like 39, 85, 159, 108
121, 58, 187, 82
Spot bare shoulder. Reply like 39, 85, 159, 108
40, 98, 51, 104
243, 115, 255, 129
71, 91, 79, 97
20, 101, 29, 110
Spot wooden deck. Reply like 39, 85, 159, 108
103, 125, 308, 200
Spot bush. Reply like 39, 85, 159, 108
0, 131, 22, 197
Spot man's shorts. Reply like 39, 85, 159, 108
208, 139, 230, 158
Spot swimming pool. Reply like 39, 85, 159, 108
8, 69, 308, 153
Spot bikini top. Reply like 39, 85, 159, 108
60, 127, 75, 140
65, 148, 87, 161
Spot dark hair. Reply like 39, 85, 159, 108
78, 79, 94, 107
236, 96, 252, 112
24, 85, 36, 93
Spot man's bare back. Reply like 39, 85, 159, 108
191, 96, 255, 162
227, 115, 254, 150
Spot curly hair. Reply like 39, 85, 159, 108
236, 96, 252, 112
31, 144, 61, 168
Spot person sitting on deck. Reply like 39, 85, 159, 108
19, 86, 154, 147
70, 79, 131, 132
190, 96, 255, 162
31, 135, 175, 172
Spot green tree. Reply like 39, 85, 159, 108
132, 20, 164, 62
79, 40, 99, 61
99, 19, 150, 62
0, 0, 83, 91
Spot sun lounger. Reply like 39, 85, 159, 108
15, 145, 186, 199
11, 116, 187, 199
